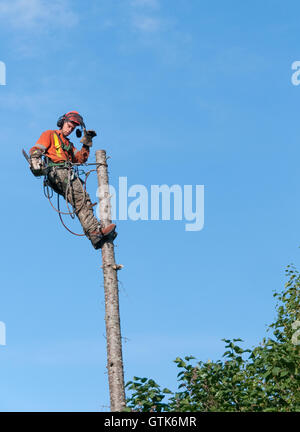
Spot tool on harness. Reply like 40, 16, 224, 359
22, 148, 48, 177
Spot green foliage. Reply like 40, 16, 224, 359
125, 265, 300, 411
125, 377, 172, 412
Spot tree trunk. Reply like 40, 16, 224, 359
96, 150, 126, 412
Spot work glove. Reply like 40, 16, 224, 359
30, 150, 45, 177
80, 129, 97, 147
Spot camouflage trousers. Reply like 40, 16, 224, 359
47, 167, 99, 239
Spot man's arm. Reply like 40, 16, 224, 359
29, 130, 51, 157
72, 129, 97, 164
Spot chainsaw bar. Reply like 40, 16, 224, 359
22, 149, 31, 165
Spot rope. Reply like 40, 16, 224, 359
44, 162, 98, 236
57, 193, 85, 237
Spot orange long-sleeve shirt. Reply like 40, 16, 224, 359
30, 129, 90, 164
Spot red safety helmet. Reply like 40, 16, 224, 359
57, 111, 86, 137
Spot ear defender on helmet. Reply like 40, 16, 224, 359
57, 114, 66, 129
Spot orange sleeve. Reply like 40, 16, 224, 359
30, 130, 52, 156
72, 144, 90, 164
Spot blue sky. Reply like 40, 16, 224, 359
1, 0, 300, 412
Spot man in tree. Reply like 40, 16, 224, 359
29, 111, 116, 249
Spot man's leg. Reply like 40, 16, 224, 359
67, 175, 99, 235
47, 167, 116, 248
68, 177, 116, 248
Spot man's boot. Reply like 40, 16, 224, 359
88, 223, 117, 250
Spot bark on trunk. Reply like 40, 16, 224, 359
96, 150, 126, 412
